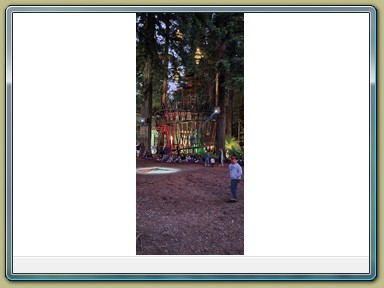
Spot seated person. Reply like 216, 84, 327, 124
144, 150, 152, 159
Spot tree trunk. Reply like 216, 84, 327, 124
140, 52, 153, 155
161, 17, 169, 108
157, 132, 164, 148
226, 89, 233, 137
238, 91, 244, 146
216, 72, 226, 157
215, 72, 219, 107
139, 14, 155, 156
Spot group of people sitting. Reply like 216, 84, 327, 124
138, 145, 243, 166
156, 153, 205, 164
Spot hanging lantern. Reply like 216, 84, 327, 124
194, 47, 202, 65
174, 68, 180, 82
175, 29, 184, 43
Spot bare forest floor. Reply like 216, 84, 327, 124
136, 158, 244, 255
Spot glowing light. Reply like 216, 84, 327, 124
175, 29, 183, 43
136, 167, 181, 175
194, 47, 202, 64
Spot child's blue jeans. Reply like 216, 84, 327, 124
230, 179, 240, 199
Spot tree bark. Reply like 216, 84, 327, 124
238, 91, 244, 146
161, 16, 169, 107
226, 89, 233, 137
139, 14, 155, 156
216, 72, 226, 157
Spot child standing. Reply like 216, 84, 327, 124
228, 156, 243, 202
204, 151, 210, 167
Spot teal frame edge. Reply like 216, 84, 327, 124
5, 5, 377, 281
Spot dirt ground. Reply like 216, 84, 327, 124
136, 158, 244, 255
